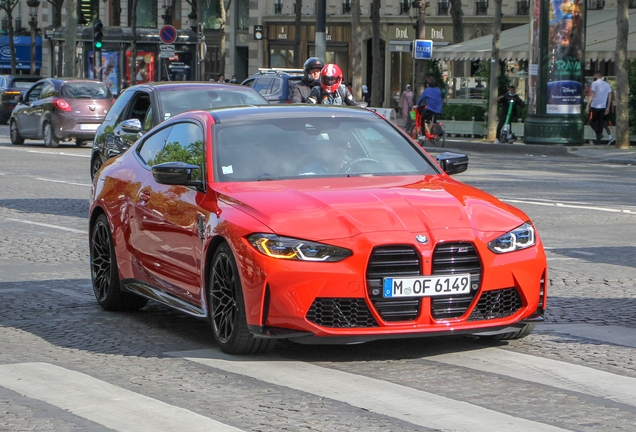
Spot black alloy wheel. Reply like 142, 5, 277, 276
90, 214, 147, 311
208, 243, 275, 354
10, 120, 24, 145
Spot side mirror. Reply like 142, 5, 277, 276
151, 162, 204, 190
435, 151, 469, 175
120, 118, 142, 133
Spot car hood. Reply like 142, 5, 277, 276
215, 176, 528, 240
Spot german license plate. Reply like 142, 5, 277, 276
80, 124, 99, 131
383, 274, 471, 298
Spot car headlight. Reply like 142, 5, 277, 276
247, 234, 352, 262
487, 222, 536, 254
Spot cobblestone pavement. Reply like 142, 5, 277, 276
1, 142, 635, 431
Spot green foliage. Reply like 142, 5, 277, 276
425, 60, 445, 95
443, 104, 486, 122
148, 140, 204, 181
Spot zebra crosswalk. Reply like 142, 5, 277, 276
0, 343, 634, 432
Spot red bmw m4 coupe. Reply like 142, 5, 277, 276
89, 104, 547, 354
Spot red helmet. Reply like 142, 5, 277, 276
320, 64, 343, 94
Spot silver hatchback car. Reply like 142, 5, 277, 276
10, 77, 114, 148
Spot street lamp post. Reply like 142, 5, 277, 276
412, 1, 427, 95
162, 0, 173, 25
27, 0, 40, 76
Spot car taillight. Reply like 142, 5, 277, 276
52, 97, 72, 112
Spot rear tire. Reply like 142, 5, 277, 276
208, 243, 276, 355
76, 140, 91, 147
43, 122, 59, 148
10, 119, 24, 145
90, 214, 148, 312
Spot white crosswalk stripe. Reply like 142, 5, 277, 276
425, 347, 636, 407
171, 349, 570, 432
0, 362, 244, 432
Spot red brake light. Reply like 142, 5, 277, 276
52, 97, 72, 112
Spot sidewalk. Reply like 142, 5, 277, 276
394, 117, 636, 165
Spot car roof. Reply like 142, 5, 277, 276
191, 104, 382, 124
125, 81, 247, 92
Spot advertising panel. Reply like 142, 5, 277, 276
546, 0, 584, 114
88, 51, 119, 95
125, 51, 155, 84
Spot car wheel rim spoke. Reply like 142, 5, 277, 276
211, 254, 236, 343
91, 222, 112, 301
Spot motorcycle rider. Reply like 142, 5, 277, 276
291, 57, 324, 103
306, 64, 359, 106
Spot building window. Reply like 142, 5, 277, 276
438, 1, 449, 15
399, 1, 410, 14
476, 1, 488, 15
343, 1, 352, 14
237, 0, 249, 31
630, 0, 636, 8
274, 0, 283, 14
200, 0, 221, 29
517, 1, 529, 15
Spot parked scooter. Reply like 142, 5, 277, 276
499, 100, 516, 143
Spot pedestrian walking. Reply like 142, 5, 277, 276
585, 71, 613, 145
398, 84, 414, 134
361, 85, 371, 104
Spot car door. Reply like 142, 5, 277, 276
130, 121, 207, 302
14, 81, 45, 137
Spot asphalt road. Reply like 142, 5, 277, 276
1, 129, 635, 432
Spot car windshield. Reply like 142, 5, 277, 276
214, 115, 438, 181
61, 82, 113, 99
12, 80, 40, 90
158, 88, 269, 121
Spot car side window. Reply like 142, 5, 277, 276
105, 90, 134, 124
151, 122, 204, 181
129, 94, 151, 122
0, 77, 6, 87
252, 78, 274, 95
242, 78, 255, 88
137, 126, 172, 167
26, 83, 44, 102
40, 82, 56, 99
271, 78, 281, 94
143, 106, 153, 132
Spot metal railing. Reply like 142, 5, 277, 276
438, 2, 449, 15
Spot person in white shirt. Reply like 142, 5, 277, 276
585, 72, 613, 145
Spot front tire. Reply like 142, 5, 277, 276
91, 155, 103, 180
43, 122, 59, 148
90, 214, 148, 311
10, 120, 24, 145
208, 243, 275, 354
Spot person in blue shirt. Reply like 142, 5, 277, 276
416, 76, 443, 128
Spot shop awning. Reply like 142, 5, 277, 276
433, 9, 636, 62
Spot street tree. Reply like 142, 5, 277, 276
293, 0, 302, 68
0, 0, 20, 74
63, 0, 77, 77
46, 0, 64, 27
351, 0, 362, 101
370, 0, 382, 107
487, 0, 503, 141
615, 0, 629, 149
130, 0, 139, 85
448, 0, 464, 78
219, 0, 231, 78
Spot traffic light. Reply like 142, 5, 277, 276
93, 19, 104, 51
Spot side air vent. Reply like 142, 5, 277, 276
467, 288, 522, 321
306, 298, 379, 328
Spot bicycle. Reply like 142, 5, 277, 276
411, 108, 445, 148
